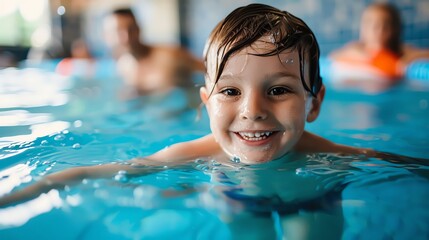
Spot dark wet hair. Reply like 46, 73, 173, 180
111, 8, 139, 25
112, 8, 135, 18
367, 3, 402, 56
203, 3, 322, 97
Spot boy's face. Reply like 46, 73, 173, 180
201, 39, 322, 164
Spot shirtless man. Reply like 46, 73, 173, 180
103, 8, 205, 95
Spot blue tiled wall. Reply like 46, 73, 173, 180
180, 0, 429, 57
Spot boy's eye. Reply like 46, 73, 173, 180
268, 86, 290, 95
220, 88, 241, 96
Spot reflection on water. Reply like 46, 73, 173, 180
0, 68, 428, 239
0, 68, 71, 109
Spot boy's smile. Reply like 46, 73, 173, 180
201, 39, 320, 164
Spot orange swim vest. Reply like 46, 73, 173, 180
369, 49, 402, 79
334, 48, 402, 81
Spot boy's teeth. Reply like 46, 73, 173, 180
238, 132, 272, 140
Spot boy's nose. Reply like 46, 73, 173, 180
240, 93, 268, 121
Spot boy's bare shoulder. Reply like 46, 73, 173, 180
146, 134, 221, 163
294, 131, 372, 155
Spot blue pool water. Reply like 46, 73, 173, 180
0, 66, 428, 239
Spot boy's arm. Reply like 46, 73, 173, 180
296, 131, 429, 167
147, 134, 219, 162
0, 160, 160, 207
0, 134, 219, 207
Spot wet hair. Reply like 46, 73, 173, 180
203, 3, 322, 97
110, 8, 139, 25
366, 3, 402, 56
112, 8, 135, 18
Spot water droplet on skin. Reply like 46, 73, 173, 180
211, 160, 221, 166
195, 159, 204, 164
231, 156, 241, 163
268, 34, 276, 43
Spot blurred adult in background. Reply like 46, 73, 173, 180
329, 2, 429, 92
103, 8, 205, 97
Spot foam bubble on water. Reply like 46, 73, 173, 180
54, 134, 65, 141
40, 140, 48, 145
114, 170, 128, 182
73, 120, 82, 128
66, 194, 82, 206
133, 185, 159, 208
296, 167, 312, 176
72, 143, 81, 149
134, 185, 157, 199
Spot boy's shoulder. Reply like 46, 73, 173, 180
147, 134, 222, 163
294, 131, 369, 155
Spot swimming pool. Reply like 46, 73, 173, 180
0, 65, 428, 239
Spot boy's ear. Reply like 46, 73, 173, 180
306, 84, 325, 123
200, 86, 208, 104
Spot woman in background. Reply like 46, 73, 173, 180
329, 3, 429, 92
